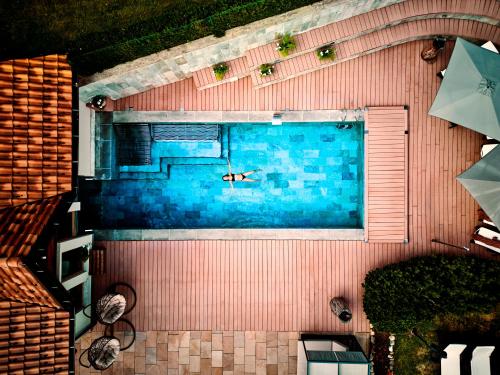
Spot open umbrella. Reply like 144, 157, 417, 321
457, 145, 500, 229
429, 38, 500, 140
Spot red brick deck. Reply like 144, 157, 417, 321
98, 37, 495, 333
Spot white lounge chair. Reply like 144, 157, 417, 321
471, 346, 495, 375
481, 144, 498, 158
441, 344, 467, 375
481, 41, 499, 53
472, 226, 500, 254
475, 226, 500, 240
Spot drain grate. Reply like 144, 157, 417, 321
152, 124, 220, 141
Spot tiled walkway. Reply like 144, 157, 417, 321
76, 330, 300, 375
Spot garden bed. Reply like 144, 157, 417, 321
1, 0, 321, 75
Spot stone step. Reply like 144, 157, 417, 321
118, 125, 231, 179
193, 57, 250, 90
244, 0, 499, 71
250, 17, 499, 89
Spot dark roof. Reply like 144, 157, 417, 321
0, 195, 62, 258
0, 54, 72, 208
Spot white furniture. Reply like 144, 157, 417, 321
481, 41, 499, 53
471, 346, 495, 375
441, 344, 467, 375
481, 143, 498, 157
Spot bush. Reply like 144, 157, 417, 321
316, 44, 336, 60
259, 63, 274, 76
275, 32, 296, 57
213, 62, 229, 80
362, 254, 500, 333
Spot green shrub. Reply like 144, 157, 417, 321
362, 254, 500, 333
259, 63, 274, 76
213, 62, 229, 80
275, 32, 296, 57
316, 45, 336, 60
70, 0, 319, 75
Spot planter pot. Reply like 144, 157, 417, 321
330, 297, 352, 323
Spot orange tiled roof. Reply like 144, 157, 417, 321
0, 258, 62, 308
0, 54, 72, 208
0, 300, 70, 375
0, 195, 62, 258
0, 55, 73, 374
0, 259, 70, 374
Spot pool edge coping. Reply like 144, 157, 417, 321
112, 109, 365, 124
94, 228, 365, 241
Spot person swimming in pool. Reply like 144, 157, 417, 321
223, 158, 260, 189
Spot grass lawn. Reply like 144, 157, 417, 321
1, 0, 319, 75
394, 311, 499, 375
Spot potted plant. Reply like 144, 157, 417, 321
420, 36, 446, 63
213, 62, 229, 81
90, 95, 107, 110
316, 44, 336, 61
259, 63, 274, 77
276, 32, 296, 57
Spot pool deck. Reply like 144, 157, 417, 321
365, 106, 409, 243
89, 37, 494, 336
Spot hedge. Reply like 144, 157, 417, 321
71, 0, 319, 75
362, 254, 500, 333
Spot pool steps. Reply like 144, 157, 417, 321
117, 126, 230, 180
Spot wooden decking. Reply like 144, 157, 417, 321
187, 0, 499, 90
101, 38, 492, 333
365, 107, 409, 243
102, 0, 500, 334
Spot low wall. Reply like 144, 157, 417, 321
79, 0, 402, 101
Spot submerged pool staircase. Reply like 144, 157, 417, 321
109, 123, 230, 181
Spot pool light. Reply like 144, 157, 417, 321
272, 113, 283, 125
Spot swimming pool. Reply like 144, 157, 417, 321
81, 121, 364, 229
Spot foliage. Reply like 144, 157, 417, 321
393, 321, 438, 375
1, 0, 321, 75
259, 63, 274, 77
362, 254, 500, 333
275, 32, 296, 57
393, 312, 498, 375
213, 62, 229, 80
316, 45, 336, 60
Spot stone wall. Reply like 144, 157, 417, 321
79, 0, 403, 102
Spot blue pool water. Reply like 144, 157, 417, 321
82, 122, 364, 229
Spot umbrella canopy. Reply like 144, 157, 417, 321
429, 38, 500, 140
457, 145, 500, 229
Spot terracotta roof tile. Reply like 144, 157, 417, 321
0, 195, 62, 258
0, 258, 61, 309
0, 300, 69, 375
0, 54, 72, 208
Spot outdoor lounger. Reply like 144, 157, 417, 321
471, 346, 495, 375
441, 344, 467, 375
